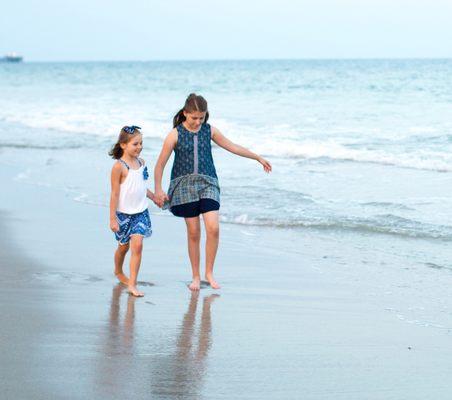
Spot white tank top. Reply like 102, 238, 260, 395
117, 159, 149, 214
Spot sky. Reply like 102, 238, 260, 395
1, 0, 451, 61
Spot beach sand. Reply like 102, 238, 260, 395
1, 163, 452, 400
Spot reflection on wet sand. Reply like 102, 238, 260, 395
96, 284, 137, 397
150, 292, 220, 399
95, 285, 219, 399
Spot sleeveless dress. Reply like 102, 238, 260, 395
164, 123, 220, 211
114, 158, 152, 244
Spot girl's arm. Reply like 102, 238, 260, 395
109, 162, 123, 232
154, 129, 178, 206
146, 189, 155, 201
211, 126, 272, 173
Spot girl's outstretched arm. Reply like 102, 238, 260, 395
154, 129, 178, 207
211, 126, 272, 173
110, 162, 122, 232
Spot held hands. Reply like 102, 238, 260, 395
258, 156, 272, 173
147, 189, 168, 208
154, 189, 169, 208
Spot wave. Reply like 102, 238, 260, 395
1, 111, 171, 140
254, 140, 452, 172
47, 186, 452, 241
360, 201, 415, 211
219, 213, 452, 241
0, 142, 83, 150
3, 115, 452, 173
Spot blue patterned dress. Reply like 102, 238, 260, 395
164, 123, 220, 209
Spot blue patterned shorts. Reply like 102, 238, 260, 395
115, 209, 152, 245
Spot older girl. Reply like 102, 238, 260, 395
154, 94, 271, 291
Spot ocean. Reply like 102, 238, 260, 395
1, 59, 452, 267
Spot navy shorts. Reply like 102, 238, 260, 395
170, 199, 220, 218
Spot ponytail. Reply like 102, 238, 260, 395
109, 142, 123, 159
172, 93, 209, 128
173, 108, 186, 128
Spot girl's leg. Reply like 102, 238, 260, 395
184, 216, 201, 291
128, 235, 144, 297
114, 243, 130, 285
202, 211, 221, 289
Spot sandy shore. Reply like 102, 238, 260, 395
1, 164, 452, 400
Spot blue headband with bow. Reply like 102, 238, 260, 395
123, 125, 141, 134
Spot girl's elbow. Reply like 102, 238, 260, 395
154, 164, 165, 175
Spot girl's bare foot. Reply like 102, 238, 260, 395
115, 271, 129, 285
128, 285, 144, 297
188, 277, 201, 291
205, 274, 221, 289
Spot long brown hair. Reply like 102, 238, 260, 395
173, 93, 209, 128
109, 126, 142, 159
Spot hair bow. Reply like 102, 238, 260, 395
123, 125, 141, 134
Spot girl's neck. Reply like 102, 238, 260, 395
182, 122, 202, 133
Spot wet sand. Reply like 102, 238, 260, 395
2, 164, 452, 399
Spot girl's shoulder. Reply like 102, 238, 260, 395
166, 128, 179, 143
111, 160, 126, 178
209, 124, 220, 138
112, 160, 124, 171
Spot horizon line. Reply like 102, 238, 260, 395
10, 56, 452, 63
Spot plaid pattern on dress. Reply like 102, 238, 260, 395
163, 174, 220, 209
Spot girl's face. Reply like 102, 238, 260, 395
184, 111, 206, 131
121, 133, 143, 158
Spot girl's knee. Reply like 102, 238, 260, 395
118, 243, 130, 253
206, 223, 219, 238
187, 227, 201, 242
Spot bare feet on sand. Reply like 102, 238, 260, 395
128, 285, 144, 297
115, 271, 129, 285
205, 274, 221, 289
188, 277, 201, 291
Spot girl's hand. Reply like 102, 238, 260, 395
258, 156, 272, 173
110, 219, 119, 233
152, 197, 163, 208
154, 190, 169, 208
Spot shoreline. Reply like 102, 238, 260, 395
2, 164, 452, 399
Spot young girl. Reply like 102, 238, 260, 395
154, 94, 272, 291
109, 125, 155, 297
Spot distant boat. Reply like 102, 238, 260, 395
1, 53, 23, 62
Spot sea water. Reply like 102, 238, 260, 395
1, 59, 452, 267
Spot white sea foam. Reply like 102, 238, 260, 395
253, 139, 452, 172
219, 212, 452, 240
2, 100, 451, 173
3, 109, 170, 139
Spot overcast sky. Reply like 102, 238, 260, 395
1, 0, 451, 61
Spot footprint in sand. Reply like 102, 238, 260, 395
137, 281, 155, 287
32, 272, 103, 285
